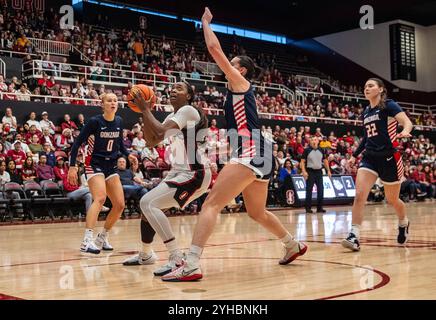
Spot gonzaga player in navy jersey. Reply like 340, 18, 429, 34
162, 7, 307, 282
68, 93, 136, 254
342, 78, 413, 251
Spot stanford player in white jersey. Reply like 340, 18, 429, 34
342, 78, 413, 251
124, 81, 211, 276
161, 7, 307, 282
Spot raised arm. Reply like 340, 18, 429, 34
201, 7, 249, 91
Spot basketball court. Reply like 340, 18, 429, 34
1, 201, 435, 300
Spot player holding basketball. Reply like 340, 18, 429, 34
342, 78, 413, 251
161, 7, 307, 282
68, 93, 135, 254
123, 81, 211, 277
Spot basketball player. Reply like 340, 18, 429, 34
161, 7, 307, 281
123, 81, 211, 277
68, 93, 135, 254
342, 78, 413, 251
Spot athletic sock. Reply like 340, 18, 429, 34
165, 238, 179, 255
280, 233, 297, 249
186, 245, 203, 266
84, 229, 93, 241
399, 217, 409, 227
351, 224, 361, 239
142, 243, 153, 255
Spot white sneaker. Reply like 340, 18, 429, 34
101, 206, 110, 213
95, 233, 114, 251
154, 251, 185, 276
80, 238, 101, 254
123, 251, 158, 266
279, 241, 308, 265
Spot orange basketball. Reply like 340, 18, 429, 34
127, 84, 156, 113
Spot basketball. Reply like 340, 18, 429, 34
127, 84, 156, 113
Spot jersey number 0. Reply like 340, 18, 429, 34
107, 140, 114, 152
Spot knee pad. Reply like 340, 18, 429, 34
141, 219, 156, 244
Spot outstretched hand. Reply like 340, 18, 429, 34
202, 7, 213, 24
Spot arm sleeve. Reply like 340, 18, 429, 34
302, 148, 309, 161
167, 105, 200, 130
352, 136, 367, 158
69, 118, 96, 166
386, 100, 403, 117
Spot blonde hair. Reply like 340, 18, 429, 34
100, 92, 117, 103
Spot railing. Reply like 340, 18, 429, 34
297, 90, 433, 114
192, 60, 223, 76
22, 60, 177, 87
0, 58, 5, 78
1, 91, 434, 130
167, 70, 215, 81
27, 38, 71, 56
181, 76, 295, 100
0, 49, 39, 58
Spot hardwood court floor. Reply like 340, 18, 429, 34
0, 201, 435, 300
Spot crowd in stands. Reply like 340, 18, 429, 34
1, 7, 435, 128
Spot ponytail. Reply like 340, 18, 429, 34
236, 55, 263, 80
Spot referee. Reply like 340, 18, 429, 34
301, 136, 331, 213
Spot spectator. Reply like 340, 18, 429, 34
122, 129, 132, 151
25, 125, 42, 144
56, 128, 74, 152
21, 156, 37, 182
278, 159, 297, 183
53, 156, 68, 181
132, 131, 146, 154
6, 159, 22, 184
2, 107, 17, 131
7, 141, 26, 169
0, 142, 6, 162
36, 154, 55, 181
39, 111, 56, 134
39, 142, 56, 167
61, 114, 78, 131
115, 157, 148, 201
40, 128, 55, 149
0, 75, 8, 92
76, 113, 86, 131
141, 145, 159, 169
28, 134, 43, 155
16, 83, 31, 101
0, 160, 10, 187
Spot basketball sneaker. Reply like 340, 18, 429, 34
341, 233, 361, 251
279, 241, 308, 265
80, 238, 101, 254
95, 233, 113, 251
161, 261, 202, 282
397, 222, 410, 245
123, 251, 158, 266
153, 251, 185, 276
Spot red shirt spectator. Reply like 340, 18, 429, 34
61, 114, 78, 131
54, 157, 68, 181
7, 142, 26, 169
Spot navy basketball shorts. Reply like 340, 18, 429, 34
85, 157, 118, 181
358, 151, 404, 185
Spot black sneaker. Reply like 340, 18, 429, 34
397, 222, 410, 245
305, 208, 313, 213
316, 208, 326, 213
341, 233, 360, 251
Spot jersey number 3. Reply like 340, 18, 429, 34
107, 140, 114, 152
366, 123, 378, 138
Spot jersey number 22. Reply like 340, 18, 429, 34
366, 123, 378, 138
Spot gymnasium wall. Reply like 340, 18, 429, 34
315, 20, 436, 93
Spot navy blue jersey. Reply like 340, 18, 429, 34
69, 115, 128, 166
359, 99, 403, 154
223, 84, 267, 158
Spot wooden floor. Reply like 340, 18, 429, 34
1, 201, 436, 300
